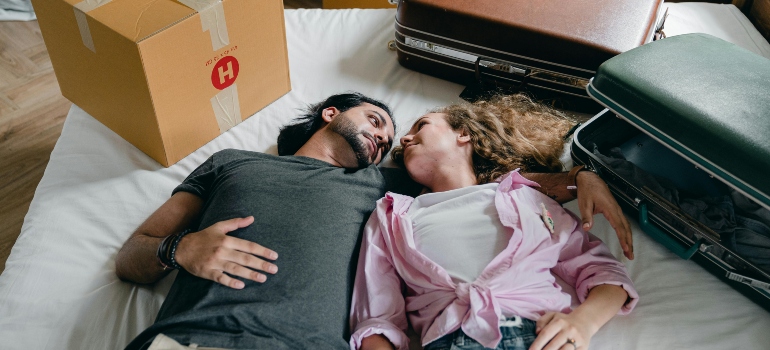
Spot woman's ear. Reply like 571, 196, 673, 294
321, 107, 340, 123
457, 128, 472, 144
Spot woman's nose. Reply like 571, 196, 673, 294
400, 134, 412, 146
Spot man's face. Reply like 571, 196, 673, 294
328, 103, 394, 168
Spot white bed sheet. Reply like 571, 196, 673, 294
663, 3, 770, 59
2, 7, 770, 350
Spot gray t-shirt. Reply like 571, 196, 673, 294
125, 149, 409, 350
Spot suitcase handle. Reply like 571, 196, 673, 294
638, 202, 699, 260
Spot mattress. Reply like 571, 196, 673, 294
1, 5, 770, 350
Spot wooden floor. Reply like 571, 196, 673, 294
0, 0, 322, 274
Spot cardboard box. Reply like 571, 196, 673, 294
32, 0, 291, 166
323, 0, 397, 9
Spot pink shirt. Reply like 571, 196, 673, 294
349, 170, 638, 349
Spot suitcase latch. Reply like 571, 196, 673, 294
478, 59, 528, 76
474, 57, 531, 89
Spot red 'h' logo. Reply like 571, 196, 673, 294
211, 56, 239, 90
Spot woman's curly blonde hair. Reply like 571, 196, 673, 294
391, 94, 576, 184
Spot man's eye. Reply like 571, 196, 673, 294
370, 116, 378, 126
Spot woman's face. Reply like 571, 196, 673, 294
399, 113, 468, 176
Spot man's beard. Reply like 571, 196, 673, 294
330, 115, 373, 169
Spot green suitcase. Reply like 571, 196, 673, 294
572, 33, 770, 309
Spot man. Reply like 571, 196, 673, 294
116, 92, 632, 349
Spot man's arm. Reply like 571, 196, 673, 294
115, 192, 203, 284
521, 171, 576, 204
521, 171, 634, 259
115, 192, 279, 288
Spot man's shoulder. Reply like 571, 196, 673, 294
379, 166, 422, 197
208, 148, 278, 165
213, 148, 266, 158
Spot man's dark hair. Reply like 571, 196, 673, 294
277, 92, 394, 156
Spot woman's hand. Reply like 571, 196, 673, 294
529, 312, 594, 350
360, 334, 395, 350
530, 285, 629, 350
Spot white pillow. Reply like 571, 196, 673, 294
663, 2, 770, 58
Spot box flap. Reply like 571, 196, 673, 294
64, 0, 195, 42
587, 33, 770, 209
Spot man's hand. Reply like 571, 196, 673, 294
175, 216, 279, 289
576, 171, 634, 259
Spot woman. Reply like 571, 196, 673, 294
349, 95, 637, 350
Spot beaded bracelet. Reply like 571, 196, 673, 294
156, 229, 191, 271
168, 229, 192, 270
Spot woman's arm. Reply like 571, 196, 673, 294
536, 201, 638, 350
349, 199, 410, 350
529, 284, 628, 350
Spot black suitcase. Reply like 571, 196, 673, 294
571, 33, 770, 310
393, 0, 663, 113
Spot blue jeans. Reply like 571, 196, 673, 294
424, 317, 537, 350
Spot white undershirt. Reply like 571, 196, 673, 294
407, 183, 512, 284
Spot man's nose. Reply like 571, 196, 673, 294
374, 131, 389, 148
